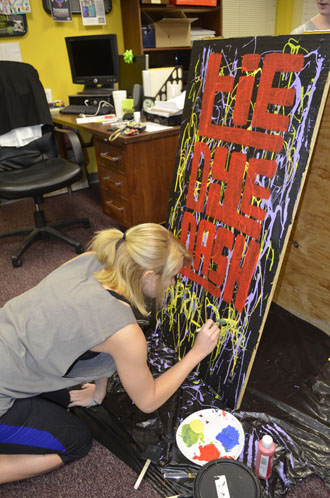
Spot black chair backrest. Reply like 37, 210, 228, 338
0, 61, 53, 137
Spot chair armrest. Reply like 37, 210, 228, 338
54, 127, 84, 166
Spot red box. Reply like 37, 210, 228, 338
168, 0, 217, 6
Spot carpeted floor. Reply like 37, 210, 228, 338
285, 475, 330, 498
0, 184, 162, 498
1, 185, 330, 498
0, 440, 161, 498
0, 183, 120, 306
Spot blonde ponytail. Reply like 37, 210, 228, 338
89, 224, 191, 316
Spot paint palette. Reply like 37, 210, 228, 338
176, 408, 245, 466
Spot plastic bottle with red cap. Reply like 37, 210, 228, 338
255, 434, 276, 479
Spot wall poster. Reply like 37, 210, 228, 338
0, 0, 30, 14
50, 0, 72, 21
158, 34, 330, 409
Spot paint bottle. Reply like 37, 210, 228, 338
255, 434, 276, 479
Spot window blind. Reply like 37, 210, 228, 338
222, 0, 277, 38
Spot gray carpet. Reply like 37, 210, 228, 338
0, 184, 118, 306
0, 440, 161, 498
0, 184, 161, 498
285, 475, 330, 498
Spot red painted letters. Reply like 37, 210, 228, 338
181, 49, 301, 312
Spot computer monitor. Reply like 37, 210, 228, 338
65, 34, 119, 95
119, 54, 146, 97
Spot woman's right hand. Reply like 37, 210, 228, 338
88, 321, 221, 414
191, 319, 220, 360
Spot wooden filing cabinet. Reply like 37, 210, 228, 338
52, 113, 180, 227
93, 127, 180, 226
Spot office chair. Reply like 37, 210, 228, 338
0, 61, 90, 267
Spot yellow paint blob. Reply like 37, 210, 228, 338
190, 419, 205, 434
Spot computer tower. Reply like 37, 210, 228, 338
69, 94, 113, 106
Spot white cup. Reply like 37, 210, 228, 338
112, 90, 127, 119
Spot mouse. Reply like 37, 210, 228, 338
123, 112, 134, 121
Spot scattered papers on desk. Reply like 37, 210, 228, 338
76, 115, 117, 124
145, 122, 172, 132
149, 92, 185, 118
50, 107, 65, 114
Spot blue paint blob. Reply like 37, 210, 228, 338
216, 424, 239, 451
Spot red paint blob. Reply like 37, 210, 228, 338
193, 443, 221, 462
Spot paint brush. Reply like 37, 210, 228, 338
161, 468, 197, 479
165, 495, 194, 498
133, 442, 166, 489
196, 319, 227, 333
134, 458, 151, 489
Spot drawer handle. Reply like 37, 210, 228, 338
106, 200, 124, 212
100, 152, 119, 162
103, 176, 122, 187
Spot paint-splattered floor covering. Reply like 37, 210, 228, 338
73, 303, 330, 498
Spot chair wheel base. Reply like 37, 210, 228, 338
12, 257, 22, 268
75, 244, 84, 254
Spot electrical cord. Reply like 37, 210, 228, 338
79, 99, 113, 118
108, 124, 127, 142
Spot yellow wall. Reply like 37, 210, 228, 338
0, 0, 298, 101
275, 0, 294, 34
0, 0, 124, 104
0, 0, 297, 174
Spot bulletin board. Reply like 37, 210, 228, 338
158, 33, 330, 409
42, 0, 112, 14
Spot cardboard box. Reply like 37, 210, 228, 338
154, 17, 197, 47
169, 0, 217, 6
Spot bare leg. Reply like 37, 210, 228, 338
0, 453, 63, 484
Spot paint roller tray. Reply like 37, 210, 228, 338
176, 408, 244, 465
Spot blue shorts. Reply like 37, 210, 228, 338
0, 395, 92, 464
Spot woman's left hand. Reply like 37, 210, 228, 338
68, 383, 101, 408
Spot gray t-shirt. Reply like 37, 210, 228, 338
291, 19, 318, 34
0, 253, 136, 416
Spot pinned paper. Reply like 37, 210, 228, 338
0, 0, 31, 15
80, 0, 105, 25
50, 0, 72, 22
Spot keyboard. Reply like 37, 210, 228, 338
60, 104, 113, 116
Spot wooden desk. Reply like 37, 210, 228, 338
52, 113, 180, 226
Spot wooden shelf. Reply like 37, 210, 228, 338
143, 46, 192, 52
121, 0, 222, 58
141, 5, 220, 13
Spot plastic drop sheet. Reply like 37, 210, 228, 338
73, 304, 330, 497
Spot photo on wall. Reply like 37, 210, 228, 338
157, 33, 330, 409
0, 13, 26, 36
